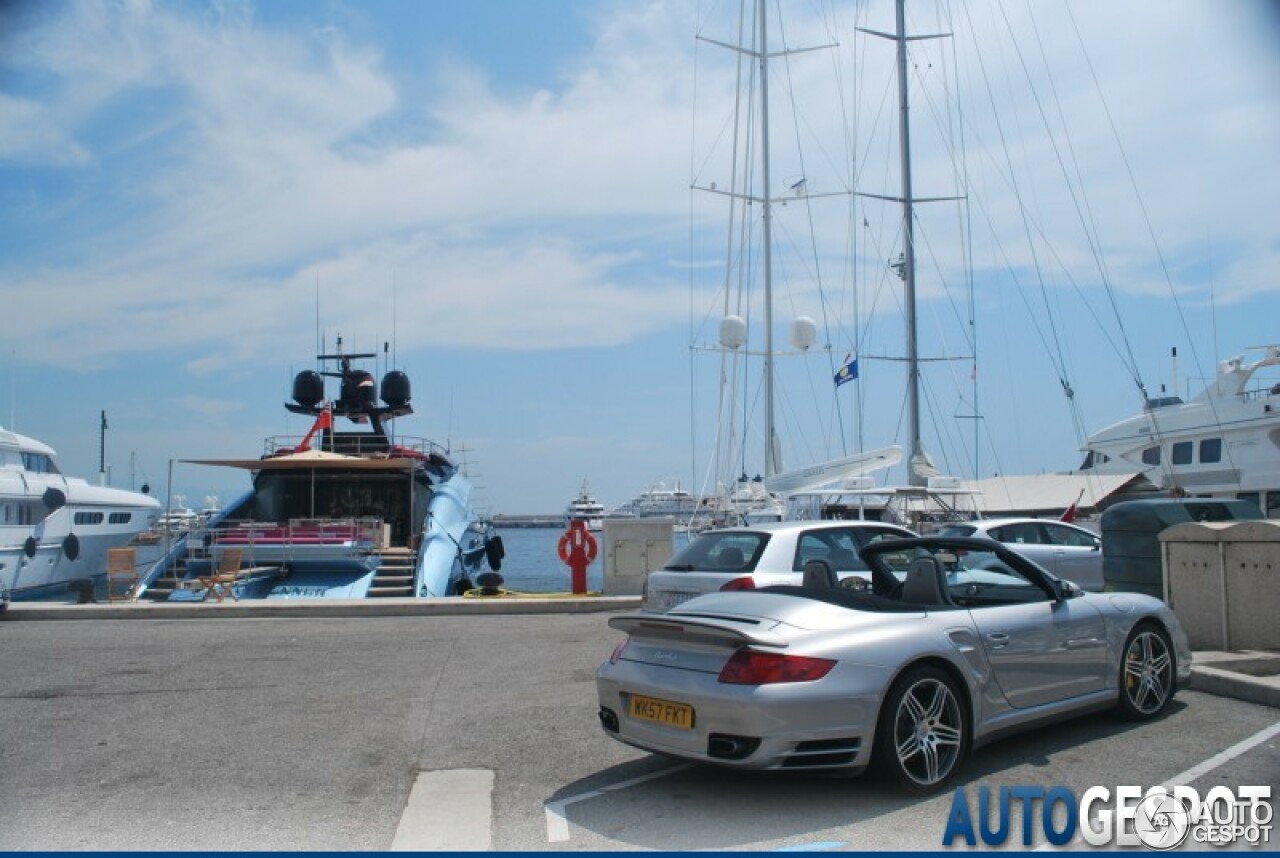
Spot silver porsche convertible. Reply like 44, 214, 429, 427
596, 536, 1192, 794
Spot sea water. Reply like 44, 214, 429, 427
491, 527, 604, 593
493, 527, 690, 593
27, 526, 681, 601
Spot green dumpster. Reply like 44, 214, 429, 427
1101, 498, 1264, 598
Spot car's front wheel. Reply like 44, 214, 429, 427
1118, 622, 1176, 720
875, 664, 969, 794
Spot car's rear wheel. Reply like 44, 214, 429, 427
1118, 622, 1176, 720
875, 665, 969, 794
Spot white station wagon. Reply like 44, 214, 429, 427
644, 520, 916, 613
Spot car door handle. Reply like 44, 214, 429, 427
1064, 637, 1101, 650
985, 632, 1010, 649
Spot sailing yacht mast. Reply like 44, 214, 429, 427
696, 1, 906, 512
892, 0, 924, 487
858, 0, 952, 488
758, 0, 779, 478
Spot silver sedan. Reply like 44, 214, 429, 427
597, 536, 1191, 794
936, 517, 1104, 591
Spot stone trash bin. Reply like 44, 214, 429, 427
601, 517, 675, 596
1160, 519, 1280, 650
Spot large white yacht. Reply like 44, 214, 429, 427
0, 425, 161, 599
1078, 346, 1280, 516
564, 480, 605, 531
609, 479, 707, 522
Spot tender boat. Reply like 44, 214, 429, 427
0, 425, 160, 600
146, 345, 504, 600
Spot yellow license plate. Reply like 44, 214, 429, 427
629, 694, 695, 730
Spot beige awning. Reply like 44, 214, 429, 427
959, 472, 1148, 515
182, 451, 419, 472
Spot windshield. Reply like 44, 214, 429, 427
935, 524, 977, 538
664, 531, 767, 572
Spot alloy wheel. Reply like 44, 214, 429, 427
1123, 629, 1173, 715
892, 676, 964, 787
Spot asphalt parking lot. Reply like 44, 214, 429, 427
0, 609, 1275, 851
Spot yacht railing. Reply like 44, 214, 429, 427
210, 517, 386, 550
261, 434, 449, 460
1242, 384, 1280, 403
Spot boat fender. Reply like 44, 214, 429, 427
476, 571, 505, 596
42, 487, 66, 511
23, 536, 37, 558
63, 533, 80, 561
485, 536, 506, 571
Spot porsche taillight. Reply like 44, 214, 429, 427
717, 649, 836, 685
719, 576, 756, 592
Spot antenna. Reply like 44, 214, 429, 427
314, 271, 321, 360
98, 410, 108, 487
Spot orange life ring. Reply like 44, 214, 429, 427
557, 526, 599, 566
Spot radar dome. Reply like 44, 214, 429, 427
292, 371, 324, 409
790, 316, 817, 351
719, 315, 747, 350
381, 371, 411, 408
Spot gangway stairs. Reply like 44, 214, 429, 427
367, 547, 417, 597
140, 541, 207, 601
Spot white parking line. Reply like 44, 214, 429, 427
1034, 719, 1280, 851
1162, 719, 1280, 788
392, 768, 494, 851
544, 763, 693, 843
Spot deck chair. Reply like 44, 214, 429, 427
199, 548, 244, 602
105, 548, 139, 602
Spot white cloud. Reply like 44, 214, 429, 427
0, 93, 91, 165
0, 0, 1276, 509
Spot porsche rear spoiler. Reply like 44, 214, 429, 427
609, 613, 788, 648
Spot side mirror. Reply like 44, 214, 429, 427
1054, 579, 1082, 600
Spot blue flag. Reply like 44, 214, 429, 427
834, 355, 858, 387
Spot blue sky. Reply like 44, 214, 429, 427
1, 0, 1278, 515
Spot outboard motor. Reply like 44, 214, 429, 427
292, 370, 324, 410
381, 370, 411, 409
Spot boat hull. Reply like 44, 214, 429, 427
0, 482, 159, 601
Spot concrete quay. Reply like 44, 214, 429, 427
1, 600, 1276, 850
1, 594, 641, 620
4, 596, 1277, 712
